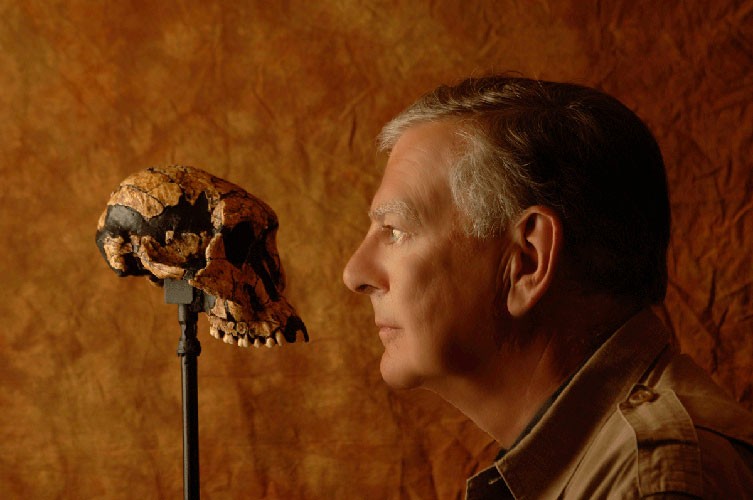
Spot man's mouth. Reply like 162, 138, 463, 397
376, 324, 400, 343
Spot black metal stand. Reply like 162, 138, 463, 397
166, 278, 203, 500
177, 302, 201, 500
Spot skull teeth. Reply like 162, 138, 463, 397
258, 322, 272, 337
208, 318, 308, 348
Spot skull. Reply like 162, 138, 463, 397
95, 165, 307, 348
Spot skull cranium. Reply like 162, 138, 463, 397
95, 165, 307, 348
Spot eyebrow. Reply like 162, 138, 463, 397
368, 200, 420, 224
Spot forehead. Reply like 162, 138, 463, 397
370, 121, 461, 224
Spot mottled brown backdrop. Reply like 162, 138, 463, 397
1, 1, 751, 498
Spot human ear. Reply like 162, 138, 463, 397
505, 206, 563, 317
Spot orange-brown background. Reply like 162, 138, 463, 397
1, 1, 751, 498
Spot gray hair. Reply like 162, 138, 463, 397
378, 86, 549, 239
377, 76, 670, 305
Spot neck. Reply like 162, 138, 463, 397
425, 295, 641, 448
426, 333, 571, 447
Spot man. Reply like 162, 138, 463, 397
342, 76, 753, 498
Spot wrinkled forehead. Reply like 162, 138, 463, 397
370, 121, 463, 226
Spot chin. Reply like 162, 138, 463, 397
379, 354, 424, 390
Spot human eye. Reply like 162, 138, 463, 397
382, 225, 408, 244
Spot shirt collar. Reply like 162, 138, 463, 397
494, 363, 577, 462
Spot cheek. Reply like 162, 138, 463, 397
436, 241, 505, 350
460, 239, 505, 301
401, 248, 457, 320
390, 235, 502, 332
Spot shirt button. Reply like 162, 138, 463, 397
628, 387, 657, 406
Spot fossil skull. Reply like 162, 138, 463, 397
95, 165, 307, 348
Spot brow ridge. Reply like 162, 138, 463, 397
368, 199, 420, 223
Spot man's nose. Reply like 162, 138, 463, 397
342, 236, 379, 295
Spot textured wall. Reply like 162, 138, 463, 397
1, 1, 751, 498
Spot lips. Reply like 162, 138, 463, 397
375, 320, 400, 331
376, 323, 400, 344
376, 321, 398, 328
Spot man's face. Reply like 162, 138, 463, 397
343, 121, 509, 391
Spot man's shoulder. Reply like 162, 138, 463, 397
484, 310, 753, 499
658, 352, 753, 446
567, 352, 753, 499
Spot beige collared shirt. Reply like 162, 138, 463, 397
466, 309, 753, 499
